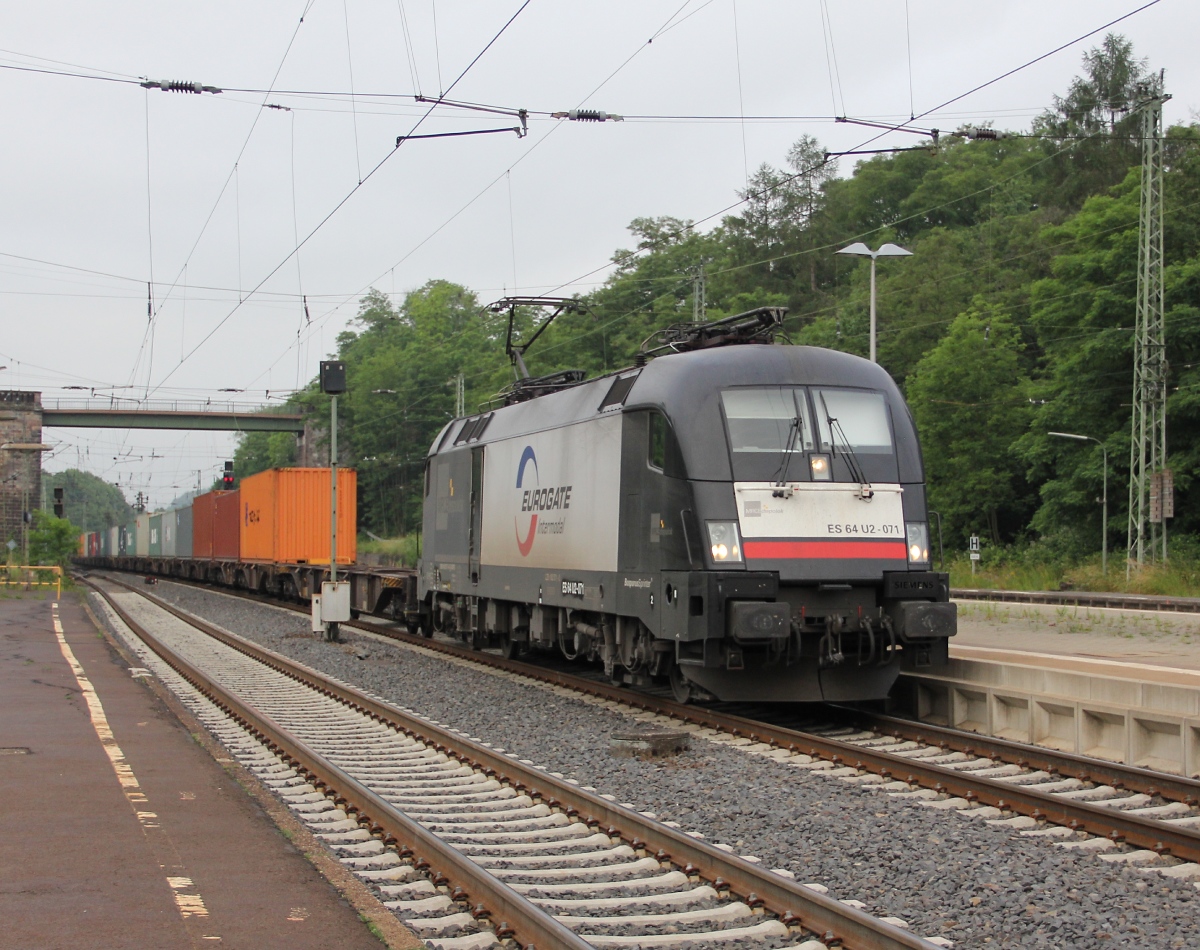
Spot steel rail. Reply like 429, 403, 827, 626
952, 587, 1200, 613
89, 575, 933, 950
85, 578, 593, 950
853, 711, 1200, 807
91, 571, 1200, 864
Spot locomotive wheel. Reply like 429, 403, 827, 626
668, 663, 693, 704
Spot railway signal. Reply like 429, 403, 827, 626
222, 461, 234, 490
53, 487, 63, 518
319, 361, 349, 643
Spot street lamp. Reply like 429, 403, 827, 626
836, 242, 913, 363
1049, 431, 1108, 575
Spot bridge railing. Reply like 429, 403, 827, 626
42, 398, 287, 415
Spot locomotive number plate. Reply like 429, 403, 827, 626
734, 482, 905, 539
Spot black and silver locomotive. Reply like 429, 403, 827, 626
418, 307, 955, 702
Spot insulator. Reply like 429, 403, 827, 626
569, 109, 606, 122
967, 128, 1000, 140
140, 79, 222, 95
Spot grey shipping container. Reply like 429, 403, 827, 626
136, 513, 150, 555
149, 513, 163, 556
108, 526, 119, 557
176, 507, 193, 558
161, 510, 177, 557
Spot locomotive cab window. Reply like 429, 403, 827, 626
641, 410, 685, 477
814, 388, 893, 456
721, 387, 899, 482
721, 388, 813, 481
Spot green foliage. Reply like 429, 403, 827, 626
358, 534, 421, 567
907, 301, 1032, 544
223, 34, 1200, 590
28, 510, 80, 567
233, 431, 297, 482
43, 469, 134, 533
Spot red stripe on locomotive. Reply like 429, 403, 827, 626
743, 539, 907, 560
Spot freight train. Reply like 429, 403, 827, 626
419, 307, 955, 702
79, 307, 955, 703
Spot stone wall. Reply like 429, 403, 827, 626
0, 391, 43, 554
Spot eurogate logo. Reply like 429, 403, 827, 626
515, 446, 539, 556
514, 445, 573, 557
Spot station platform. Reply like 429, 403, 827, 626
895, 598, 1200, 775
0, 591, 409, 949
953, 597, 1200, 681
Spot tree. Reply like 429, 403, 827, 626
906, 300, 1032, 544
28, 510, 79, 567
1034, 33, 1151, 211
42, 469, 134, 533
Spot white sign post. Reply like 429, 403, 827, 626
969, 534, 980, 575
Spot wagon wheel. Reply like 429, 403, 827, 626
668, 663, 693, 705
500, 631, 521, 659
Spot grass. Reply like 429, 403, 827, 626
358, 535, 420, 567
945, 550, 1200, 596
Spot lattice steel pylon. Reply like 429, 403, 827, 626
1127, 75, 1170, 574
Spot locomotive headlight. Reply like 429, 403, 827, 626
707, 522, 743, 564
809, 454, 832, 481
906, 522, 930, 567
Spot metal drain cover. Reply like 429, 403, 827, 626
0, 747, 32, 755
609, 730, 689, 758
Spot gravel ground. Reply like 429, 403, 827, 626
130, 581, 1200, 949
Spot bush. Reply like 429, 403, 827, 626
358, 534, 421, 567
946, 532, 1200, 595
28, 510, 80, 568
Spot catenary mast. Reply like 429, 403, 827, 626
1127, 73, 1170, 574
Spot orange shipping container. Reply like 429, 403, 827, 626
191, 490, 229, 558
213, 490, 241, 560
239, 468, 356, 564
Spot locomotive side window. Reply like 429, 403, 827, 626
813, 388, 893, 455
649, 411, 667, 470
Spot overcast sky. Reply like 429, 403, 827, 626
1, 0, 1194, 511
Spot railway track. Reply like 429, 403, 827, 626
951, 586, 1200, 613
84, 575, 941, 950
92, 570, 1200, 875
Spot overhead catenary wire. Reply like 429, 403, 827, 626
134, 0, 321, 374
536, 0, 1168, 301
243, 0, 715, 391
142, 90, 156, 399
395, 0, 423, 95
731, 0, 749, 188
342, 0, 363, 183
149, 0, 534, 398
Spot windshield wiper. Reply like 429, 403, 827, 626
819, 394, 874, 500
771, 416, 801, 496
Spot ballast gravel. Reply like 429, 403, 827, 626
140, 582, 1200, 950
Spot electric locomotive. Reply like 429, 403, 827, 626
418, 306, 955, 702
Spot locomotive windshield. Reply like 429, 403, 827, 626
721, 386, 897, 482
813, 388, 892, 455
